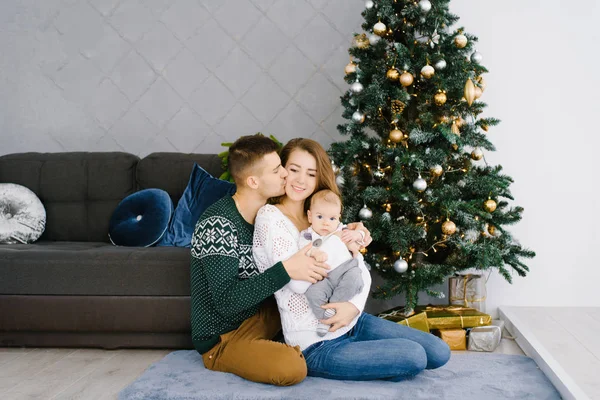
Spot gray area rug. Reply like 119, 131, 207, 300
119, 350, 560, 400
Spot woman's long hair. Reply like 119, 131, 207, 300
271, 138, 340, 210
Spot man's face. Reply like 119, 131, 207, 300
254, 152, 288, 198
307, 200, 341, 236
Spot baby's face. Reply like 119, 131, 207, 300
307, 201, 341, 236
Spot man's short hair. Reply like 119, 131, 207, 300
309, 189, 342, 210
228, 134, 280, 186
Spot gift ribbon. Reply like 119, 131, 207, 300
449, 274, 487, 307
378, 308, 415, 319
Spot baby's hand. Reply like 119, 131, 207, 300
341, 229, 363, 244
347, 241, 361, 258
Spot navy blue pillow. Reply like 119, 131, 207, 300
109, 189, 173, 247
158, 164, 236, 247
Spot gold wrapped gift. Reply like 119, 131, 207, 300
449, 274, 487, 312
415, 305, 491, 330
377, 308, 430, 332
436, 328, 466, 350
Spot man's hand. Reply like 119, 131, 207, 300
282, 243, 330, 283
320, 302, 360, 332
345, 222, 372, 247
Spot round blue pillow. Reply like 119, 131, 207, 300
109, 189, 173, 247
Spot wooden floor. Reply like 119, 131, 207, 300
500, 306, 600, 400
0, 337, 524, 399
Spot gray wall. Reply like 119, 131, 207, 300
0, 0, 367, 156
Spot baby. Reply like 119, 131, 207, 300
288, 190, 365, 336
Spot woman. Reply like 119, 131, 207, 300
253, 138, 450, 381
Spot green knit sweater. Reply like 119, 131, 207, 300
190, 196, 290, 354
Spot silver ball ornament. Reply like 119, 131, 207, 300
352, 111, 365, 124
350, 82, 364, 93
413, 176, 427, 192
382, 212, 391, 222
335, 175, 345, 187
418, 0, 432, 13
358, 205, 373, 220
373, 169, 385, 180
393, 258, 409, 273
470, 51, 483, 64
365, 0, 374, 9
331, 162, 340, 175
434, 59, 447, 70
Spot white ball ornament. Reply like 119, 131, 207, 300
418, 0, 432, 13
350, 82, 364, 93
471, 51, 483, 64
413, 175, 427, 192
352, 111, 365, 124
365, 0, 374, 9
393, 258, 409, 273
359, 205, 373, 220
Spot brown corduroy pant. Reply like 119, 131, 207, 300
202, 297, 307, 386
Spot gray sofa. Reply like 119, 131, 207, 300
0, 152, 225, 349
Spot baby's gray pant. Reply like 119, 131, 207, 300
304, 258, 364, 320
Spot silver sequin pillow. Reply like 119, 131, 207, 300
0, 183, 46, 244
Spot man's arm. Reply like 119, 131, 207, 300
192, 216, 290, 318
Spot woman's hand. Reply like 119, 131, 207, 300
320, 302, 360, 332
345, 222, 372, 247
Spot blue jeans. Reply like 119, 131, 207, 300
302, 313, 451, 381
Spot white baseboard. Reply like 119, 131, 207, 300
499, 306, 589, 400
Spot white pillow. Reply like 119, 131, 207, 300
0, 183, 46, 244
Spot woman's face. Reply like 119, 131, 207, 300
284, 149, 318, 202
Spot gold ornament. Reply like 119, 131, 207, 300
359, 247, 368, 255
464, 78, 476, 106
438, 115, 450, 123
456, 116, 466, 127
421, 65, 435, 79
442, 219, 457, 235
451, 143, 459, 151
354, 33, 370, 49
451, 120, 460, 135
373, 21, 387, 36
454, 34, 468, 48
474, 86, 483, 99
345, 61, 357, 75
471, 148, 484, 160
484, 199, 497, 213
477, 76, 486, 91
389, 127, 404, 143
399, 72, 414, 87
430, 165, 443, 177
391, 100, 406, 115
434, 91, 447, 105
386, 68, 400, 81
481, 124, 489, 132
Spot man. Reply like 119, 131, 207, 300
190, 134, 329, 386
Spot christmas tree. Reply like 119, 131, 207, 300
329, 0, 534, 311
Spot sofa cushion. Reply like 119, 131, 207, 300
159, 164, 235, 247
137, 153, 224, 206
0, 152, 139, 242
0, 241, 190, 296
0, 183, 46, 244
109, 189, 173, 247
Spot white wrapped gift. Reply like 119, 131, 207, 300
468, 325, 501, 352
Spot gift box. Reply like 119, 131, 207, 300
468, 325, 502, 352
378, 308, 430, 333
436, 329, 466, 350
415, 305, 492, 330
449, 274, 487, 312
